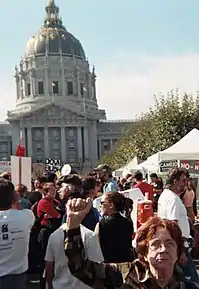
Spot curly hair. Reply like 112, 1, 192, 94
136, 216, 184, 268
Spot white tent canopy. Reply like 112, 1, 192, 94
113, 156, 140, 177
137, 152, 159, 172
159, 128, 199, 161
118, 156, 139, 172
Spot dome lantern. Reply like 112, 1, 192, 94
44, 0, 63, 29
25, 0, 86, 60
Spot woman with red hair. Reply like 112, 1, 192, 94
64, 198, 199, 288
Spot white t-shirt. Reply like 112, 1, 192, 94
45, 224, 104, 289
0, 209, 35, 276
93, 196, 103, 214
158, 189, 190, 238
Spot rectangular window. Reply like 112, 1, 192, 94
51, 142, 60, 150
38, 81, 44, 95
0, 143, 8, 152
69, 141, 75, 150
67, 81, 73, 95
80, 83, 84, 97
27, 83, 31, 96
52, 81, 59, 94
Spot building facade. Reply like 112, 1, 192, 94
1, 0, 132, 172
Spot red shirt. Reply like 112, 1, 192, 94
133, 182, 154, 202
37, 198, 60, 227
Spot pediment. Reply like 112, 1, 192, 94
23, 104, 87, 125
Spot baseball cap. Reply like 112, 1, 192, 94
94, 164, 112, 173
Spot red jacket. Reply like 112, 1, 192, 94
37, 198, 60, 227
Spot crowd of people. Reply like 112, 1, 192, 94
0, 164, 199, 289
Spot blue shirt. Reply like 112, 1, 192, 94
19, 197, 32, 209
103, 179, 119, 195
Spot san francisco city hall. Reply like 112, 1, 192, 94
0, 0, 132, 171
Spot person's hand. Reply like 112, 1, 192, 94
66, 198, 92, 229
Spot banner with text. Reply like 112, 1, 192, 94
159, 160, 178, 173
179, 160, 199, 174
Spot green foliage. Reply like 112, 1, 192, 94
101, 90, 199, 170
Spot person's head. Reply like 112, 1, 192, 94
187, 179, 196, 192
61, 174, 82, 194
136, 217, 184, 273
166, 168, 188, 195
150, 173, 158, 183
15, 184, 28, 198
82, 176, 98, 199
100, 191, 131, 216
43, 182, 56, 200
94, 164, 112, 182
34, 176, 47, 190
45, 172, 57, 184
59, 183, 70, 201
0, 179, 15, 210
0, 172, 11, 181
134, 171, 143, 182
120, 177, 127, 185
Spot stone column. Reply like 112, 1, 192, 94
76, 67, 80, 97
61, 127, 66, 163
60, 55, 66, 97
29, 70, 34, 96
11, 125, 20, 154
44, 127, 49, 159
27, 127, 32, 157
88, 122, 98, 167
98, 138, 102, 160
77, 126, 82, 161
88, 73, 92, 99
44, 56, 49, 99
83, 126, 89, 161
110, 139, 113, 150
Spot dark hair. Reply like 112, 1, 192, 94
1, 172, 11, 180
150, 173, 158, 179
136, 217, 184, 268
0, 179, 15, 209
125, 197, 134, 219
67, 192, 85, 201
106, 192, 132, 214
134, 171, 143, 181
45, 172, 57, 183
167, 168, 187, 186
15, 184, 28, 197
82, 176, 97, 195
62, 174, 82, 188
37, 176, 48, 184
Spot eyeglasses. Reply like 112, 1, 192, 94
148, 240, 177, 251
100, 200, 110, 206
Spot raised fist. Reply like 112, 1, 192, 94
66, 198, 92, 229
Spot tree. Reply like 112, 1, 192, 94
101, 90, 199, 169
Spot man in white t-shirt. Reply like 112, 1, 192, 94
158, 168, 199, 283
0, 179, 35, 289
45, 196, 104, 289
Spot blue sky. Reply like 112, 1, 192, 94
1, 0, 199, 120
